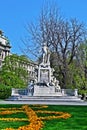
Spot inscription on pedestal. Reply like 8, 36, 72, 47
40, 69, 49, 83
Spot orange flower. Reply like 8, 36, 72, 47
0, 105, 71, 130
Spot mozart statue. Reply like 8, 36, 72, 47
42, 43, 50, 64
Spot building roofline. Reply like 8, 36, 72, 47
0, 41, 11, 48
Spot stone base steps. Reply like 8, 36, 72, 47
7, 95, 82, 102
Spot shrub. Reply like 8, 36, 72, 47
0, 84, 11, 99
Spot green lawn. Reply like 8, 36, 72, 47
0, 104, 87, 130
39, 105, 87, 130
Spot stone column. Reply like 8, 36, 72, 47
11, 88, 19, 96
11, 88, 15, 96
62, 89, 65, 96
74, 89, 78, 96
38, 66, 41, 82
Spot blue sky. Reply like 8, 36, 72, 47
0, 0, 87, 59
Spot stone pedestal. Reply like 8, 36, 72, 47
38, 63, 51, 83
33, 56, 62, 96
34, 85, 62, 96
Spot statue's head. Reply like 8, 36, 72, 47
43, 42, 47, 46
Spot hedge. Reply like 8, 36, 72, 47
0, 84, 11, 99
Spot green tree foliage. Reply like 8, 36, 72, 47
75, 42, 87, 94
0, 84, 11, 99
0, 54, 29, 88
77, 41, 87, 79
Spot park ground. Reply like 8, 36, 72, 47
0, 101, 87, 130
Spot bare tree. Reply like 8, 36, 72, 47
23, 3, 87, 88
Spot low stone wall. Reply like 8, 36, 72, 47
11, 88, 78, 97
62, 89, 78, 96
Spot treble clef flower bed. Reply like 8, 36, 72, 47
0, 105, 71, 130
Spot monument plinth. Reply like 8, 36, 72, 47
38, 64, 51, 83
33, 43, 62, 96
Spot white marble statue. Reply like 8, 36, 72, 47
51, 77, 60, 89
42, 43, 50, 64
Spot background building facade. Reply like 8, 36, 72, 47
0, 30, 37, 83
0, 30, 11, 68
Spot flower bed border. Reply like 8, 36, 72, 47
0, 105, 71, 130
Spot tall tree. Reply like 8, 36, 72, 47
23, 3, 87, 88
76, 41, 87, 88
